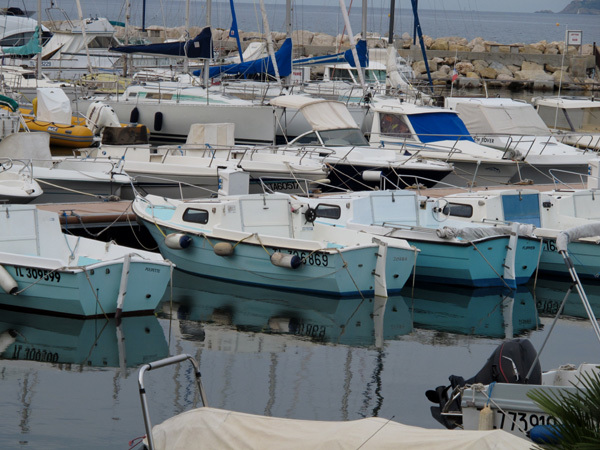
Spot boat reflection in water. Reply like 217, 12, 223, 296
0, 306, 168, 372
162, 272, 414, 349
531, 276, 600, 320
402, 284, 540, 339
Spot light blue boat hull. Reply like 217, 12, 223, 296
538, 238, 600, 281
143, 222, 414, 297
407, 237, 541, 288
1, 260, 171, 318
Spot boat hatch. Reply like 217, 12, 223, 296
502, 193, 541, 227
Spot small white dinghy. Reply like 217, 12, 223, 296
137, 354, 533, 450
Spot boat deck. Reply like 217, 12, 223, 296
36, 201, 136, 227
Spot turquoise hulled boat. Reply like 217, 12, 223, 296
133, 192, 419, 297
0, 204, 173, 318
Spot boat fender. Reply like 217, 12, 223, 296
477, 404, 494, 430
362, 170, 382, 182
0, 329, 17, 352
214, 242, 234, 256
130, 107, 140, 123
154, 112, 163, 131
304, 207, 317, 223
0, 265, 18, 295
165, 233, 192, 250
271, 252, 302, 269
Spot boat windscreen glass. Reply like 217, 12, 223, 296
406, 112, 474, 143
315, 204, 341, 219
182, 208, 209, 224
318, 129, 368, 147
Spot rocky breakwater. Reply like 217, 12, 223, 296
406, 35, 598, 91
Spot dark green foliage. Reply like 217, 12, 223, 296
527, 368, 600, 449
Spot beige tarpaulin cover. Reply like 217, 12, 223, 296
35, 87, 73, 124
270, 95, 358, 131
149, 407, 533, 450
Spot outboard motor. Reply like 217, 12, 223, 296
86, 101, 122, 135
425, 338, 541, 429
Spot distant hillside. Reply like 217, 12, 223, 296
560, 0, 600, 14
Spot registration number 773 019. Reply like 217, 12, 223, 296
496, 410, 556, 433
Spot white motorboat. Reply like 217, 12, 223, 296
367, 97, 537, 187
533, 96, 600, 151
137, 354, 533, 450
301, 189, 541, 288
0, 132, 131, 203
80, 83, 277, 146
270, 95, 453, 190
0, 157, 42, 203
426, 338, 600, 441
132, 182, 419, 297
445, 97, 596, 184
79, 121, 329, 199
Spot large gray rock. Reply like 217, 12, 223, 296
455, 61, 474, 75
514, 70, 554, 81
292, 30, 314, 46
311, 33, 335, 47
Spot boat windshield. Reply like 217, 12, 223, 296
317, 128, 369, 147
405, 112, 474, 143
537, 105, 600, 132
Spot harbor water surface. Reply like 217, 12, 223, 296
0, 271, 598, 448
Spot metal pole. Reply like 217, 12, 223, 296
142, 0, 146, 32
203, 0, 212, 89
388, 0, 395, 46
36, 0, 42, 80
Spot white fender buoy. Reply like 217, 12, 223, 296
478, 404, 494, 430
165, 233, 192, 250
0, 265, 18, 295
362, 170, 382, 182
270, 252, 302, 269
214, 242, 234, 256
0, 330, 17, 352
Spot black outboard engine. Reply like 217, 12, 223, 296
426, 338, 541, 429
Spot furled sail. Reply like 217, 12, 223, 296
109, 27, 213, 59
1, 26, 42, 55
197, 37, 293, 79
292, 39, 368, 68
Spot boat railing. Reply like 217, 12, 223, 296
548, 168, 593, 190
554, 132, 600, 150
1, 157, 35, 178
128, 173, 218, 201
138, 354, 208, 450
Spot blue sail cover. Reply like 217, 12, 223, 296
109, 27, 213, 59
198, 37, 293, 79
406, 112, 474, 143
292, 39, 368, 68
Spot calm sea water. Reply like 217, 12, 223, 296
40, 1, 600, 45
0, 269, 598, 449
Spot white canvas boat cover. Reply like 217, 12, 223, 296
35, 87, 72, 124
149, 407, 532, 450
448, 99, 550, 136
270, 95, 358, 131
0, 132, 53, 168
556, 222, 600, 252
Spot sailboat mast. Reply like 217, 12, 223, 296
361, 0, 367, 84
75, 0, 94, 75
203, 0, 211, 89
388, 0, 395, 46
338, 0, 365, 90
36, 0, 42, 79
284, 0, 292, 84
184, 0, 190, 73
